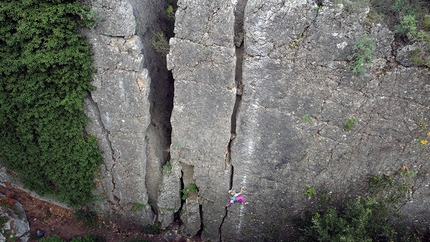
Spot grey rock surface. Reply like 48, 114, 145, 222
167, 0, 236, 240
179, 198, 201, 236
0, 193, 30, 242
396, 42, 430, 68
157, 162, 181, 229
90, 0, 136, 38
225, 1, 429, 241
169, 0, 430, 241
1, 0, 429, 240
83, 0, 160, 224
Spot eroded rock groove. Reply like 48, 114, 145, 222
219, 0, 247, 240
144, 0, 176, 215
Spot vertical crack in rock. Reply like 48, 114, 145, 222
218, 165, 234, 241
179, 170, 185, 214
145, 67, 174, 213
144, 4, 175, 212
86, 92, 117, 195
199, 204, 204, 236
220, 0, 247, 240
180, 163, 202, 235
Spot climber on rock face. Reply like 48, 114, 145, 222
226, 186, 248, 207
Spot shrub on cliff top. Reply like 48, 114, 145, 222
0, 0, 102, 206
294, 173, 427, 241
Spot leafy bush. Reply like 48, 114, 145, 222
344, 118, 357, 131
370, 0, 430, 67
127, 238, 150, 242
347, 34, 376, 76
0, 215, 8, 228
165, 0, 178, 19
150, 32, 170, 55
294, 174, 423, 242
142, 222, 161, 235
399, 14, 419, 39
39, 235, 64, 242
181, 183, 198, 200
132, 202, 146, 211
0, 0, 103, 207
71, 234, 106, 242
74, 209, 98, 227
40, 234, 105, 242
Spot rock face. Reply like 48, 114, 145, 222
1, 0, 429, 241
166, 0, 236, 238
83, 0, 169, 224
168, 0, 430, 241
0, 193, 30, 242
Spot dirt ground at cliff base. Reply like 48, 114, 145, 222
0, 185, 201, 242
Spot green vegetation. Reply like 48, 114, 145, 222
150, 31, 170, 55
39, 236, 64, 242
370, 0, 430, 67
132, 202, 146, 211
127, 238, 150, 242
74, 209, 98, 227
0, 1, 103, 207
347, 34, 376, 76
344, 118, 357, 131
71, 235, 106, 242
181, 183, 198, 201
142, 222, 161, 235
150, 0, 177, 55
334, 0, 369, 12
259, 224, 279, 242
166, 5, 174, 17
77, 8, 100, 30
162, 161, 173, 176
40, 235, 106, 242
294, 172, 425, 241
0, 215, 8, 228
302, 114, 310, 123
418, 120, 427, 129
305, 187, 316, 197
166, 0, 177, 18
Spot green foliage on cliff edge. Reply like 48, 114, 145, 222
370, 0, 430, 67
294, 173, 428, 241
0, 0, 102, 207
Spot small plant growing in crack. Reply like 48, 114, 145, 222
417, 138, 428, 146
182, 183, 198, 201
347, 34, 375, 77
150, 32, 170, 55
142, 222, 161, 235
302, 114, 310, 123
162, 161, 173, 176
344, 118, 357, 131
305, 187, 316, 197
166, 0, 177, 19
132, 202, 146, 211
400, 169, 417, 178
417, 130, 430, 146
418, 120, 427, 129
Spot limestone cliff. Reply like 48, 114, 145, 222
168, 0, 430, 241
83, 0, 171, 224
1, 0, 429, 241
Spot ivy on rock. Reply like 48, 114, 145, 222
0, 0, 102, 207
